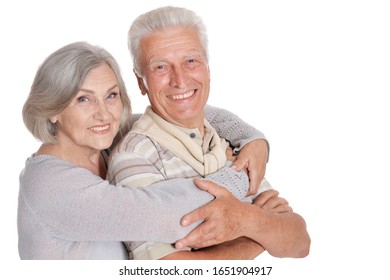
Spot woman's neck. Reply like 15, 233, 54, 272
36, 143, 106, 178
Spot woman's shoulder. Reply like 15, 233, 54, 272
20, 154, 102, 192
22, 154, 76, 174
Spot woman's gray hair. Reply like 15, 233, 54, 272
23, 41, 131, 144
128, 6, 209, 76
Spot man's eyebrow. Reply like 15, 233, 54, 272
185, 51, 203, 57
148, 57, 166, 64
148, 51, 204, 63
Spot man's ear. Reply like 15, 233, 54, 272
134, 70, 148, 96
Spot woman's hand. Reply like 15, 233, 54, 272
230, 139, 269, 195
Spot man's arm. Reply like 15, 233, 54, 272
162, 189, 292, 260
176, 180, 311, 258
161, 237, 265, 260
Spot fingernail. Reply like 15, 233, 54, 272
181, 219, 189, 226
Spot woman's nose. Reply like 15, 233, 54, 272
94, 102, 110, 121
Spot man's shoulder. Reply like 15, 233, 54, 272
114, 132, 155, 153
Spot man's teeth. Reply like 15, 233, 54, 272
89, 125, 109, 131
172, 90, 194, 100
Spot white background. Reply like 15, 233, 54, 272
1, 0, 389, 279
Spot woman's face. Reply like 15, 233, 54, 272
51, 63, 123, 152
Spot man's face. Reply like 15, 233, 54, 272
138, 27, 210, 130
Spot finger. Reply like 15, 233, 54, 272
180, 180, 229, 227
247, 168, 260, 195
185, 238, 220, 249
266, 204, 293, 213
246, 155, 266, 195
180, 201, 210, 227
252, 189, 279, 206
176, 220, 218, 249
250, 160, 265, 184
261, 197, 289, 211
230, 157, 248, 171
175, 226, 203, 249
194, 179, 230, 198
176, 236, 220, 249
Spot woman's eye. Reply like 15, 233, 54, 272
77, 96, 89, 103
108, 92, 119, 99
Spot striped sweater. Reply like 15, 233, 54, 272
107, 107, 271, 259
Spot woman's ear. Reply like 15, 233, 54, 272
134, 70, 148, 96
49, 116, 57, 124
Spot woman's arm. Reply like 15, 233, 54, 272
21, 156, 248, 243
114, 107, 269, 195
205, 104, 269, 195
117, 106, 269, 157
204, 104, 269, 154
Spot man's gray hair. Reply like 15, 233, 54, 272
128, 6, 209, 76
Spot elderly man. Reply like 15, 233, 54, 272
108, 6, 310, 260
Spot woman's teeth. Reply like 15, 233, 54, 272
88, 124, 109, 132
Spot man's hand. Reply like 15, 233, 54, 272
175, 179, 250, 249
231, 139, 268, 195
253, 189, 293, 213
176, 181, 310, 258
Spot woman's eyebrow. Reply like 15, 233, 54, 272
79, 84, 118, 94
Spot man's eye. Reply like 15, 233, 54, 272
151, 63, 171, 73
155, 65, 169, 71
184, 58, 201, 69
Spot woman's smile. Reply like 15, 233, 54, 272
88, 124, 111, 134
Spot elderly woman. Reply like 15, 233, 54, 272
19, 41, 270, 259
